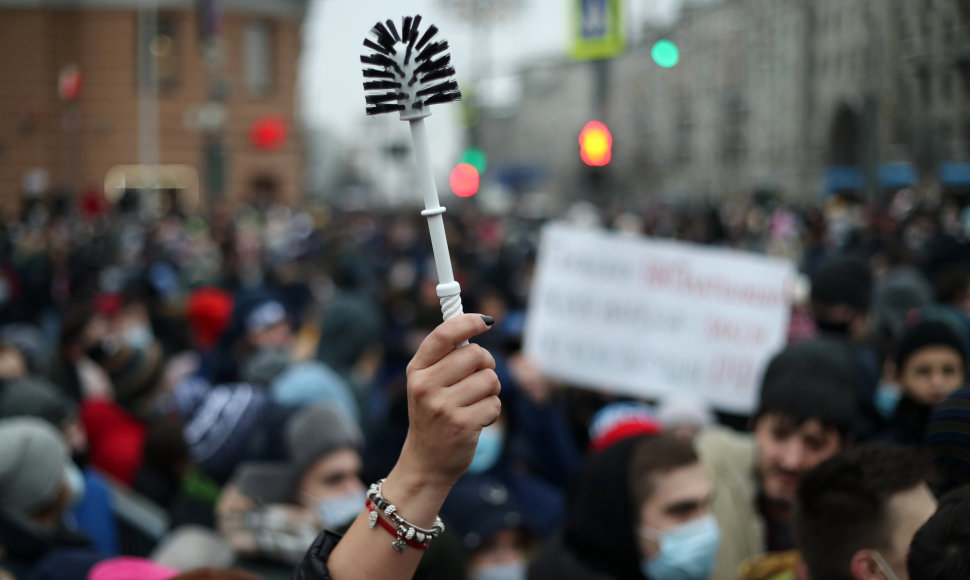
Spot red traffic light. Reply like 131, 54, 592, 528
579, 120, 613, 167
450, 163, 480, 198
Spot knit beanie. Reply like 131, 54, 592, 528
270, 362, 359, 422
183, 383, 267, 483
757, 339, 859, 435
587, 402, 662, 452
285, 402, 363, 477
0, 417, 68, 515
0, 375, 75, 425
895, 319, 968, 372
185, 288, 234, 351
810, 255, 873, 311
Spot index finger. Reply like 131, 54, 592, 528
408, 314, 493, 372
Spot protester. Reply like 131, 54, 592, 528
529, 434, 719, 580
881, 319, 968, 445
216, 402, 365, 566
293, 314, 500, 580
697, 339, 859, 580
795, 445, 936, 580
809, 254, 883, 439
907, 487, 970, 580
0, 417, 103, 579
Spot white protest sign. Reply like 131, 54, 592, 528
524, 223, 795, 414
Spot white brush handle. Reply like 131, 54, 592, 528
409, 117, 468, 344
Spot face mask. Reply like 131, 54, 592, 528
874, 382, 902, 420
124, 324, 154, 350
314, 490, 365, 529
474, 560, 527, 580
64, 462, 87, 508
468, 424, 505, 474
640, 514, 721, 580
871, 551, 899, 580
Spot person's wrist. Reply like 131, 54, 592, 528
381, 446, 455, 529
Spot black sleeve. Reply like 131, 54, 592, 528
291, 530, 343, 580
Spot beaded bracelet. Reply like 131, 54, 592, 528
366, 479, 445, 553
365, 499, 429, 551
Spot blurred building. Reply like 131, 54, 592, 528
0, 0, 306, 214
477, 0, 970, 205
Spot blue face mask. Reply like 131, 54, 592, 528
640, 514, 721, 580
874, 382, 903, 420
474, 560, 527, 580
468, 424, 505, 474
314, 490, 365, 529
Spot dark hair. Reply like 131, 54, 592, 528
795, 445, 930, 580
934, 265, 970, 305
757, 339, 859, 437
908, 487, 970, 580
628, 435, 699, 511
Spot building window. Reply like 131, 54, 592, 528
244, 20, 274, 97
137, 13, 181, 92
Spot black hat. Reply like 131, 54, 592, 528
757, 339, 859, 435
895, 319, 968, 372
810, 255, 873, 312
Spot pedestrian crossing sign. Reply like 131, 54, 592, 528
570, 0, 625, 60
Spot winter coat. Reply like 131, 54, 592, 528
696, 427, 763, 580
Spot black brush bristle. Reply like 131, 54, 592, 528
373, 21, 393, 43
409, 16, 422, 42
423, 91, 461, 107
416, 80, 458, 98
416, 40, 449, 63
361, 15, 460, 116
385, 19, 400, 42
363, 38, 393, 56
363, 68, 396, 79
420, 66, 456, 84
416, 25, 438, 51
366, 103, 405, 115
414, 54, 451, 76
363, 80, 401, 90
402, 17, 413, 43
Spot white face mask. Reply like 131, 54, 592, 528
123, 324, 154, 350
311, 490, 365, 529
474, 560, 527, 580
871, 551, 900, 580
64, 462, 86, 508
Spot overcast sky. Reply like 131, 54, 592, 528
297, 0, 684, 171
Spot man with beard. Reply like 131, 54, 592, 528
697, 339, 860, 580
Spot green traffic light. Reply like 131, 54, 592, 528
651, 40, 679, 68
460, 147, 488, 174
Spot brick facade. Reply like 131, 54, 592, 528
0, 4, 304, 213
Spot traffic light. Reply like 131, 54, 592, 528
460, 147, 488, 173
579, 121, 613, 167
651, 40, 679, 68
450, 163, 480, 197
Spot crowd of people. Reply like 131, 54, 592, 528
0, 185, 967, 580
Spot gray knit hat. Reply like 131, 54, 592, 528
0, 375, 75, 426
285, 402, 363, 476
0, 417, 68, 515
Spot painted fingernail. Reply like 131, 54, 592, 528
481, 315, 495, 327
